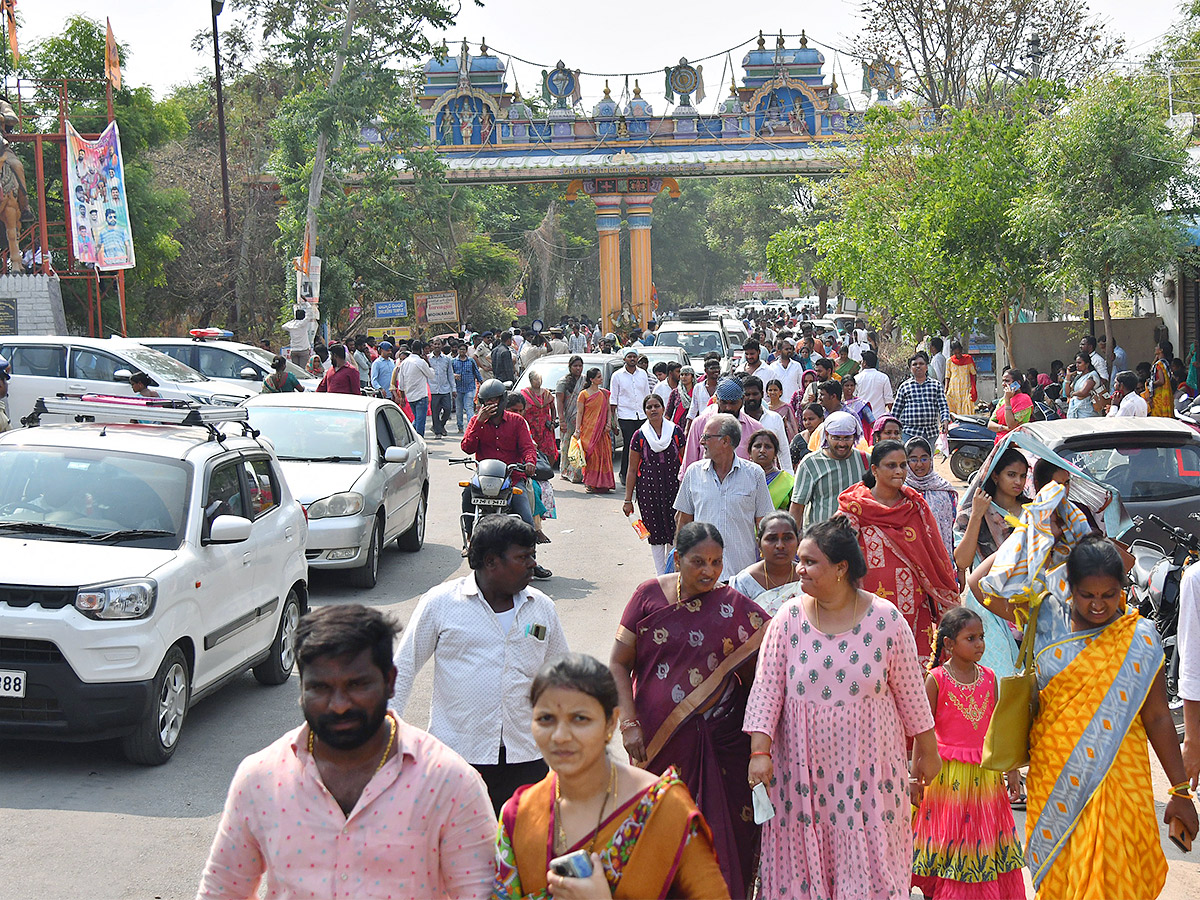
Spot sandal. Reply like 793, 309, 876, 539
535, 532, 551, 544
1008, 774, 1027, 810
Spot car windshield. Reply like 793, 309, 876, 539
0, 448, 189, 546
240, 346, 312, 381
515, 361, 572, 393
656, 330, 726, 357
1059, 442, 1200, 502
246, 407, 368, 461
119, 347, 208, 383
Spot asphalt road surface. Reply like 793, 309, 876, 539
0, 439, 1196, 899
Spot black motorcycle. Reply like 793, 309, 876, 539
1127, 512, 1200, 725
450, 457, 528, 549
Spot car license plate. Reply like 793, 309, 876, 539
0, 669, 26, 698
474, 497, 510, 507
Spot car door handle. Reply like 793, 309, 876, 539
242, 551, 252, 566
284, 527, 294, 543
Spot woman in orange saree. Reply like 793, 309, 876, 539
575, 367, 615, 493
970, 494, 1198, 900
493, 655, 729, 900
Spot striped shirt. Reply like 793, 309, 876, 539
790, 449, 869, 530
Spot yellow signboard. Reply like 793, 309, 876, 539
367, 326, 412, 342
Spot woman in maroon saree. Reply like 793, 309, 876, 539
609, 522, 767, 899
520, 371, 559, 464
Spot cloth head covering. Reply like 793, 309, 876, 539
714, 378, 744, 402
978, 481, 1094, 613
821, 410, 862, 447
871, 414, 901, 441
1037, 373, 1052, 387
623, 347, 639, 358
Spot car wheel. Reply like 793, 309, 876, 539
121, 646, 189, 766
349, 517, 381, 588
397, 491, 426, 552
253, 589, 301, 686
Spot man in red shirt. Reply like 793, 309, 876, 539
460, 379, 550, 579
316, 344, 361, 395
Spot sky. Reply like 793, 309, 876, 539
24, 0, 1189, 110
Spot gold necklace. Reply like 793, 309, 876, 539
554, 761, 616, 855
763, 565, 798, 591
813, 591, 859, 634
943, 661, 980, 688
942, 665, 988, 729
308, 713, 396, 776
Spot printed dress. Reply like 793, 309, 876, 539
628, 427, 684, 545
743, 594, 936, 899
912, 665, 1026, 899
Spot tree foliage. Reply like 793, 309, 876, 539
806, 98, 1045, 346
1010, 75, 1195, 367
856, 0, 1122, 108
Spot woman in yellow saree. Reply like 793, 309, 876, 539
970, 494, 1198, 900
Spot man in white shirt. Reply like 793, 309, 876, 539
611, 347, 652, 483
741, 374, 792, 470
929, 337, 948, 387
392, 341, 435, 436
855, 350, 894, 417
392, 516, 569, 815
1080, 334, 1109, 385
1106, 370, 1148, 417
737, 338, 771, 378
688, 354, 724, 422
769, 338, 806, 404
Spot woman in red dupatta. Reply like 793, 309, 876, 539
610, 523, 767, 899
575, 367, 615, 493
838, 440, 961, 661
520, 371, 559, 464
945, 338, 978, 416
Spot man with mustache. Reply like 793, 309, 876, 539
197, 605, 497, 899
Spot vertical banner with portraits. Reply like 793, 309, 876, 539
65, 120, 136, 270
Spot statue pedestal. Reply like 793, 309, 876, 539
0, 273, 67, 336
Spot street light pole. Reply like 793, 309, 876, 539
211, 0, 233, 244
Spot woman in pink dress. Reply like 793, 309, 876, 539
745, 516, 941, 900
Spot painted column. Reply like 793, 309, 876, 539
592, 193, 623, 332
625, 193, 657, 327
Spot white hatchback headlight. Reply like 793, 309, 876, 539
75, 580, 157, 620
307, 492, 364, 519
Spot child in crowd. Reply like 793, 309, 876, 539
912, 607, 1026, 900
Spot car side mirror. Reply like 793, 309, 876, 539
383, 446, 409, 465
113, 368, 132, 382
206, 514, 253, 544
240, 366, 259, 380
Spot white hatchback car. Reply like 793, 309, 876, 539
0, 397, 308, 764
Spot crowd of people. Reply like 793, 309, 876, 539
196, 311, 1200, 900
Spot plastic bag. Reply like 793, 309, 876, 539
567, 435, 586, 471
935, 433, 950, 459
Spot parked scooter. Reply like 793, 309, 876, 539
1126, 512, 1200, 725
947, 414, 994, 481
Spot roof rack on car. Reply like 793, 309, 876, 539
23, 395, 254, 441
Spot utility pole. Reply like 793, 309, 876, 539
1024, 34, 1044, 80
210, 0, 232, 243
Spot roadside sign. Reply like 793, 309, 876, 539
415, 290, 459, 325
367, 326, 412, 341
374, 299, 408, 319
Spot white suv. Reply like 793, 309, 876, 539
135, 337, 319, 393
0, 398, 308, 764
0, 336, 256, 426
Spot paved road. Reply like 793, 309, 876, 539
0, 440, 1195, 898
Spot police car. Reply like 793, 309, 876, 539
0, 396, 308, 764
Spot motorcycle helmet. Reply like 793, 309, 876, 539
476, 378, 508, 409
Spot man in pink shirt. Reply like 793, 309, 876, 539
678, 377, 761, 478
196, 605, 496, 900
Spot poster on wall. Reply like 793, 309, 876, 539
65, 120, 135, 270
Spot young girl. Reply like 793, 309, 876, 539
912, 607, 1027, 900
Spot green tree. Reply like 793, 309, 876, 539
807, 100, 1044, 351
765, 181, 837, 315
1010, 75, 1194, 371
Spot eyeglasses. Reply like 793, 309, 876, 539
699, 433, 726, 443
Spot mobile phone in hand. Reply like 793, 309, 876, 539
549, 849, 594, 878
1169, 817, 1193, 852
